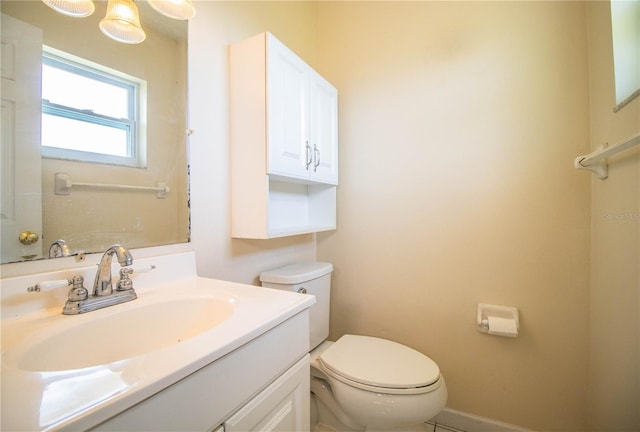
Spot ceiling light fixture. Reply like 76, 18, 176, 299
42, 0, 95, 17
148, 0, 195, 20
41, 0, 195, 44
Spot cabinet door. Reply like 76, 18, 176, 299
267, 34, 310, 180
309, 71, 339, 185
224, 355, 310, 432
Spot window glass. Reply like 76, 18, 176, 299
41, 49, 144, 167
42, 114, 128, 156
41, 63, 130, 119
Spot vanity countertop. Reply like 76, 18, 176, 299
0, 251, 315, 431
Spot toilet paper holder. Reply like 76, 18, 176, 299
477, 303, 519, 337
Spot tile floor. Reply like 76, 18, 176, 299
425, 420, 466, 432
315, 421, 466, 432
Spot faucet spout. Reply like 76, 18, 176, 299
93, 244, 133, 296
48, 239, 70, 258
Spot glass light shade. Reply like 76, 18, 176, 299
42, 0, 95, 17
99, 0, 146, 44
147, 0, 195, 20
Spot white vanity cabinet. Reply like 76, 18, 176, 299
89, 311, 310, 432
223, 352, 309, 431
230, 32, 338, 239
1, 252, 314, 432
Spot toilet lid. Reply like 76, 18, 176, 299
319, 334, 440, 389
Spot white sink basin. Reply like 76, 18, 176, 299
0, 251, 315, 432
5, 297, 234, 372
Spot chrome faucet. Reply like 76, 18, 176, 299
48, 239, 70, 258
26, 244, 141, 315
93, 244, 133, 296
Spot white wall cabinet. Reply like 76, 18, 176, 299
230, 32, 338, 239
265, 35, 308, 180
307, 70, 339, 184
263, 32, 338, 184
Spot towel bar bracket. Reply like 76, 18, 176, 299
574, 144, 608, 180
575, 133, 640, 180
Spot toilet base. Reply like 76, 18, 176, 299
312, 393, 435, 432
314, 422, 434, 432
313, 393, 344, 432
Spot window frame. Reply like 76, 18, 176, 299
41, 47, 146, 167
610, 0, 640, 112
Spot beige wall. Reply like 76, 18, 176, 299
315, 2, 591, 430
586, 2, 640, 431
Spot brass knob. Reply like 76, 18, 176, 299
19, 231, 39, 245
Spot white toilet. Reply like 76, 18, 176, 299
260, 262, 447, 432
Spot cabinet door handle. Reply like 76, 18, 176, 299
306, 141, 313, 170
313, 144, 320, 172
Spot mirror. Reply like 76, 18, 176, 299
1, 1, 189, 264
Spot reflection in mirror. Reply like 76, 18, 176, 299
610, 0, 640, 111
0, 1, 190, 264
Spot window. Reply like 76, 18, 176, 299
610, 0, 640, 111
41, 48, 146, 167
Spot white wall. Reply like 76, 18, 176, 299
187, 1, 318, 284
0, 2, 321, 279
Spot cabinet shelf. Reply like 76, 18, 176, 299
266, 180, 336, 238
232, 177, 336, 239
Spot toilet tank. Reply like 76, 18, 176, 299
260, 262, 333, 350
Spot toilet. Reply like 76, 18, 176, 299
260, 262, 447, 432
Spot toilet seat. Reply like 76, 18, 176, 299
318, 334, 442, 395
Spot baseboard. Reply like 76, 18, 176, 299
431, 408, 536, 432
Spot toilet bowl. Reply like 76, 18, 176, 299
311, 335, 447, 431
260, 263, 447, 431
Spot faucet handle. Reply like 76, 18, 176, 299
117, 267, 134, 291
130, 264, 156, 274
27, 275, 88, 309
67, 275, 89, 301
62, 276, 89, 315
27, 278, 72, 292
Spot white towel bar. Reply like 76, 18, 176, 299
575, 133, 640, 179
54, 173, 169, 198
